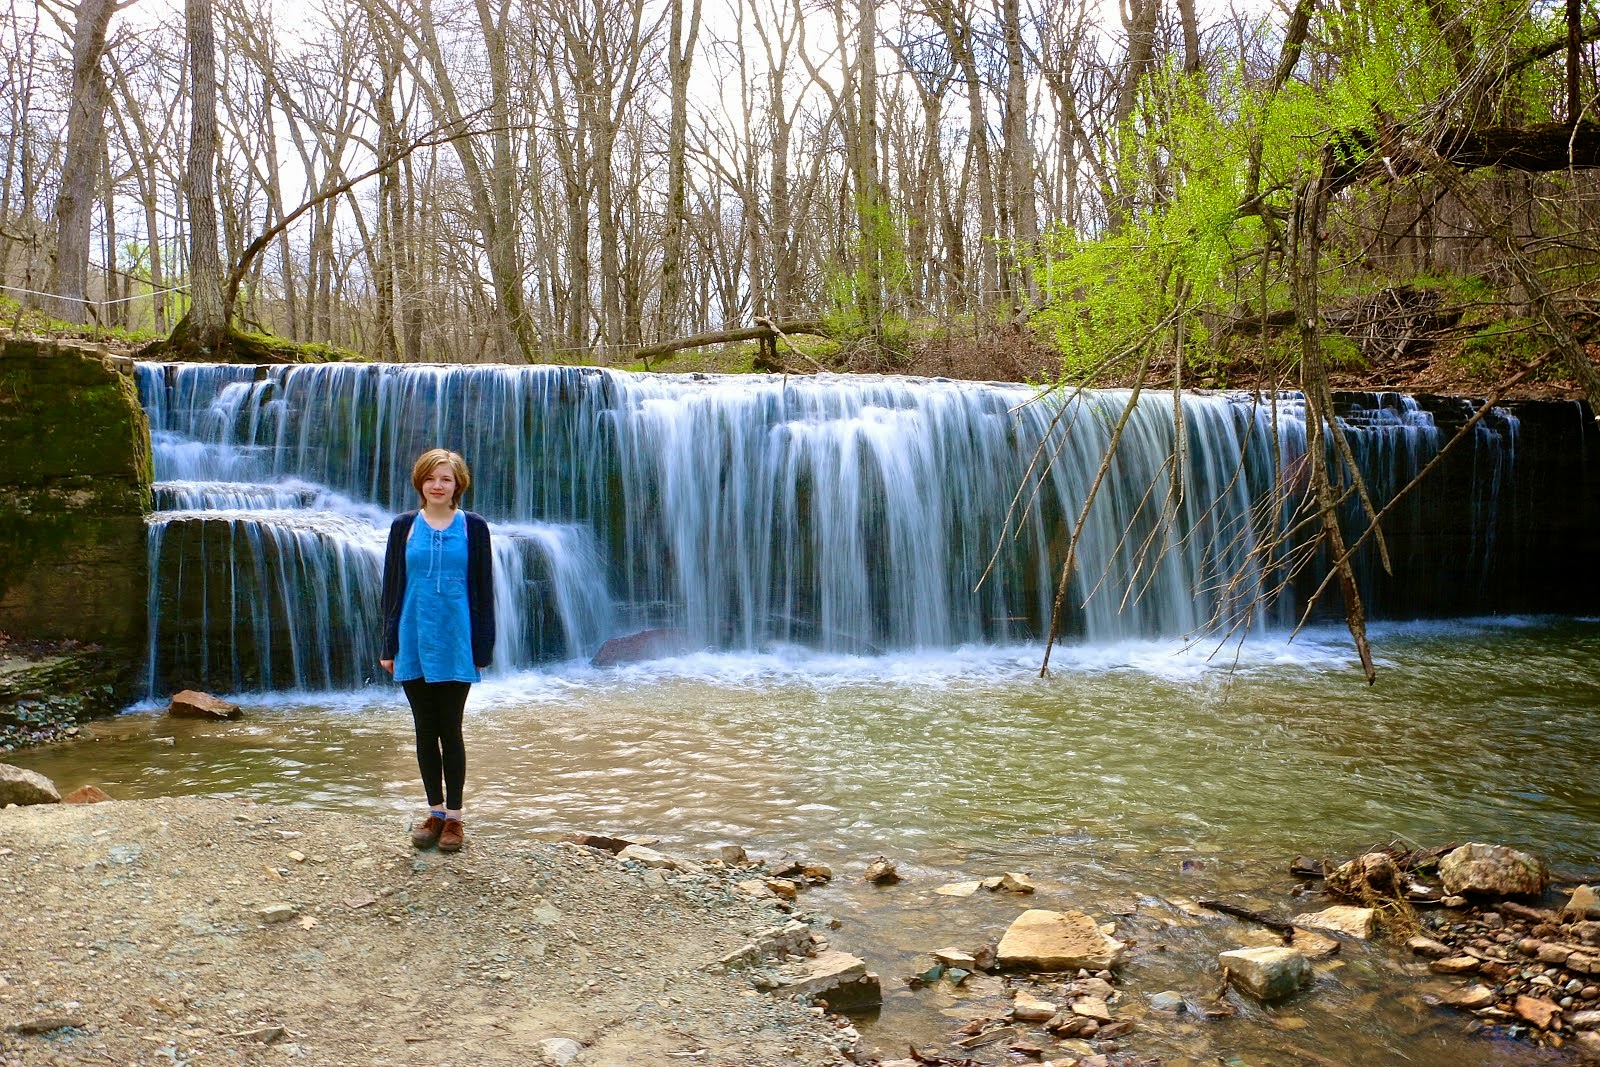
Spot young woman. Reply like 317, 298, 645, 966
379, 448, 495, 852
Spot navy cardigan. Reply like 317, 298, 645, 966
380, 510, 496, 669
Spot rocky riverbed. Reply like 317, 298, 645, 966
0, 797, 862, 1067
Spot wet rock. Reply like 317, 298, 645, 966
934, 880, 982, 896
1438, 843, 1549, 898
1011, 990, 1058, 1022
996, 910, 1126, 972
0, 763, 60, 806
1513, 994, 1562, 1029
1442, 984, 1497, 1010
536, 1037, 583, 1065
62, 784, 111, 804
1291, 855, 1329, 879
996, 872, 1036, 894
1286, 928, 1340, 960
1407, 936, 1453, 957
1575, 1032, 1600, 1059
589, 628, 688, 667
932, 947, 977, 968
1326, 852, 1403, 901
1564, 886, 1600, 923
167, 689, 243, 720
1148, 990, 1187, 1013
800, 863, 833, 883
1219, 946, 1312, 1001
773, 950, 882, 1010
1297, 905, 1377, 939
561, 831, 636, 854
1071, 996, 1114, 1022
864, 857, 899, 885
1047, 1014, 1099, 1037
1430, 955, 1482, 975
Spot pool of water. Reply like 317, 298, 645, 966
16, 617, 1600, 1065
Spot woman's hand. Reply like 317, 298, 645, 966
380, 659, 394, 674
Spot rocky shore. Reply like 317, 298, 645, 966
0, 797, 861, 1067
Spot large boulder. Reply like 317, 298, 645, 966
167, 690, 242, 721
0, 763, 61, 806
1326, 852, 1404, 902
996, 909, 1125, 972
1218, 946, 1312, 1001
590, 628, 689, 667
1439, 843, 1549, 899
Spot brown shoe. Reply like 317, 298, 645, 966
411, 813, 446, 849
438, 818, 465, 853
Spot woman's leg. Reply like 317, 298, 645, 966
402, 679, 447, 809
432, 682, 470, 813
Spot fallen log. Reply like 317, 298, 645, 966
630, 318, 833, 367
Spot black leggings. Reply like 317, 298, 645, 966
402, 680, 469, 810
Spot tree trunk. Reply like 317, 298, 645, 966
48, 0, 116, 325
1001, 0, 1037, 303
656, 0, 701, 340
184, 0, 228, 345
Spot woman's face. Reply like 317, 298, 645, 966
421, 462, 458, 507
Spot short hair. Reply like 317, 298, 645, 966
410, 448, 471, 507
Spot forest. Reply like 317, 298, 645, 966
1, 0, 1598, 391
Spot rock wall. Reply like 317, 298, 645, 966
0, 339, 151, 688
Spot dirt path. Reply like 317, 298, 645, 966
0, 798, 856, 1067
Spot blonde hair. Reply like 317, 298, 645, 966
410, 448, 471, 508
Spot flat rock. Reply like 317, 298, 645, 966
932, 947, 977, 968
775, 950, 882, 1011
167, 690, 243, 720
1442, 984, 1497, 1010
0, 764, 60, 806
1407, 936, 1453, 958
1011, 990, 1057, 1022
934, 880, 981, 897
1071, 996, 1114, 1022
1296, 905, 1377, 939
1430, 955, 1482, 975
996, 910, 1125, 972
1564, 886, 1600, 923
1568, 1009, 1600, 1030
1287, 928, 1340, 960
62, 785, 112, 804
1513, 994, 1562, 1030
1438, 843, 1549, 898
1218, 946, 1312, 1001
617, 844, 678, 870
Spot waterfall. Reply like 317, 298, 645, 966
136, 363, 1517, 694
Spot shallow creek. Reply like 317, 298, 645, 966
17, 617, 1600, 1065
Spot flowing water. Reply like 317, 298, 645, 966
19, 364, 1598, 1064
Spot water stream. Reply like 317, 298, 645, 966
20, 364, 1597, 1064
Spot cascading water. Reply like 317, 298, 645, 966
136, 363, 1518, 694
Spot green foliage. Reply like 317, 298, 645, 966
1456, 318, 1550, 378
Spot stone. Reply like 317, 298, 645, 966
1407, 936, 1453, 958
1218, 946, 1313, 1001
167, 690, 243, 721
1438, 843, 1549, 898
864, 857, 899, 885
1575, 1032, 1600, 1060
62, 784, 111, 804
1565, 886, 1600, 923
617, 844, 678, 870
735, 878, 775, 899
997, 872, 1036, 894
1430, 955, 1482, 975
1296, 905, 1377, 939
536, 1037, 583, 1066
562, 831, 634, 854
0, 763, 60, 806
1569, 1009, 1600, 1030
1148, 990, 1187, 1013
1012, 990, 1058, 1022
800, 863, 833, 882
1513, 994, 1562, 1030
996, 910, 1125, 972
762, 877, 799, 900
1538, 943, 1576, 965
1442, 984, 1497, 1010
932, 947, 977, 969
1326, 853, 1403, 901
1071, 996, 1114, 1022
1286, 929, 1340, 960
934, 880, 982, 897
717, 843, 748, 865
773, 950, 883, 1011
1570, 954, 1600, 976
589, 628, 688, 667
257, 904, 297, 923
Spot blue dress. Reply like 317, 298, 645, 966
393, 511, 480, 684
